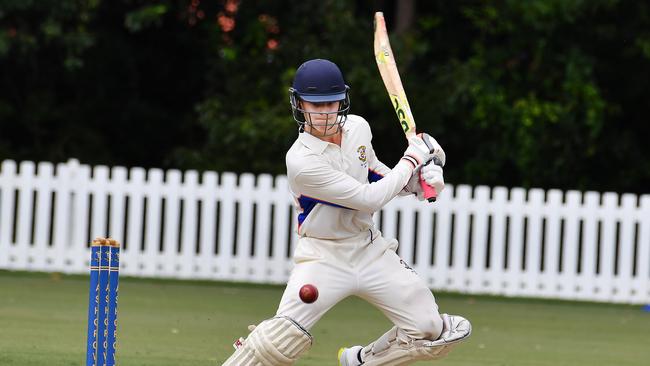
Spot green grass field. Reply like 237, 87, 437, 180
1, 271, 648, 366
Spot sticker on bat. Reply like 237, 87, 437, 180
390, 95, 410, 133
376, 48, 391, 65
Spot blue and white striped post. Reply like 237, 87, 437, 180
96, 243, 110, 366
86, 242, 101, 366
86, 238, 120, 366
106, 243, 120, 366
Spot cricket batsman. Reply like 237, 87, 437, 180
222, 59, 471, 366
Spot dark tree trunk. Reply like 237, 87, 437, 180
395, 0, 415, 34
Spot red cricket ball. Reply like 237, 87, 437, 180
299, 284, 319, 304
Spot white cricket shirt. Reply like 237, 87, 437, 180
286, 114, 414, 240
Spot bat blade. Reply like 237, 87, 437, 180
373, 12, 417, 139
373, 11, 437, 202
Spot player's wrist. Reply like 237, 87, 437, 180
395, 159, 418, 188
400, 155, 419, 170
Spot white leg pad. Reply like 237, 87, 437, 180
361, 314, 471, 366
222, 316, 313, 366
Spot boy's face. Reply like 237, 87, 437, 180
301, 100, 342, 137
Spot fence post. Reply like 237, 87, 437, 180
252, 174, 274, 283
50, 160, 70, 272
578, 192, 599, 301
68, 160, 91, 273
161, 169, 182, 277
143, 168, 163, 277
543, 189, 564, 298
488, 187, 508, 296
617, 194, 638, 302
216, 172, 237, 281
197, 171, 218, 280
450, 185, 472, 292
561, 191, 582, 300
109, 166, 128, 254
431, 184, 453, 291
122, 167, 146, 276
12, 161, 35, 270
636, 195, 650, 304
179, 170, 199, 279
233, 173, 255, 281
269, 175, 291, 284
505, 188, 525, 297
0, 160, 17, 269
597, 192, 619, 301
33, 162, 55, 271
469, 186, 490, 294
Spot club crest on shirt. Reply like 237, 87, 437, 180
357, 146, 367, 166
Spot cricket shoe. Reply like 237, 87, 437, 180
338, 345, 363, 366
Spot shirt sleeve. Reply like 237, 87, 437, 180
367, 138, 418, 197
292, 159, 413, 213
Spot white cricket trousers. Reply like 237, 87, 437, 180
276, 229, 442, 341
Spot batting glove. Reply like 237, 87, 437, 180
402, 160, 445, 200
401, 172, 425, 200
421, 162, 445, 196
402, 133, 445, 170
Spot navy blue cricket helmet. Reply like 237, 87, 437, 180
289, 59, 351, 135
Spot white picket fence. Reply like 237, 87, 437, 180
0, 159, 649, 304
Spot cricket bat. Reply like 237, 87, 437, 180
373, 11, 437, 202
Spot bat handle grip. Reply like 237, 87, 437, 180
419, 157, 443, 202
419, 177, 437, 202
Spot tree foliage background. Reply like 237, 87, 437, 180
1, 0, 648, 193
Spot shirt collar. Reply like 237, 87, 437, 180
298, 132, 331, 155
